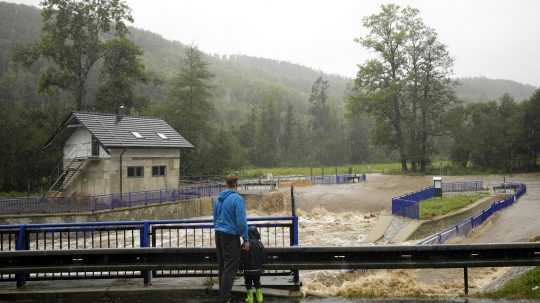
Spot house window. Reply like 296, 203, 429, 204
131, 131, 143, 138
91, 136, 99, 157
127, 166, 144, 178
152, 166, 166, 177
157, 132, 168, 139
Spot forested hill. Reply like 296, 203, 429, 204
456, 77, 537, 102
0, 1, 349, 118
0, 1, 535, 111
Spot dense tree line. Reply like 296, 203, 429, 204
445, 92, 540, 171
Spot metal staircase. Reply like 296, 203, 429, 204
47, 158, 90, 197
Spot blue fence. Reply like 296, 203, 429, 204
0, 183, 228, 215
0, 215, 299, 285
419, 182, 527, 245
392, 181, 487, 219
391, 187, 436, 219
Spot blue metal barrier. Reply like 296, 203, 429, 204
392, 181, 487, 219
0, 216, 300, 285
392, 187, 436, 219
0, 183, 226, 215
419, 182, 527, 245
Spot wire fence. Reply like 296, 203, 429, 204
442, 181, 484, 193
419, 182, 527, 245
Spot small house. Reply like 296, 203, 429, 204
44, 112, 193, 197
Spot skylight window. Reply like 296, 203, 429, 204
157, 132, 168, 140
131, 131, 143, 139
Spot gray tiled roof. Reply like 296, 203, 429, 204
72, 112, 194, 149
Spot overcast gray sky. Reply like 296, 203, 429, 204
7, 0, 540, 86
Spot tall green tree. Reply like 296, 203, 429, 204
415, 29, 455, 172
280, 103, 297, 164
166, 45, 215, 175
351, 4, 455, 172
308, 76, 332, 164
168, 46, 213, 144
353, 4, 409, 171
95, 38, 147, 113
15, 0, 134, 110
255, 97, 280, 166
237, 106, 258, 165
524, 89, 540, 168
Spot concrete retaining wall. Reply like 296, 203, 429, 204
0, 191, 289, 225
408, 195, 498, 240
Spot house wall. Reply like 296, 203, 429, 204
66, 148, 181, 197
63, 128, 108, 161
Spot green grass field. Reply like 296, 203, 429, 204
419, 192, 489, 219
480, 267, 540, 299
0, 191, 39, 198
238, 163, 402, 178
238, 160, 514, 179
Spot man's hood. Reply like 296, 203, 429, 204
217, 189, 236, 202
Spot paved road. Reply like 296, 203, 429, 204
453, 173, 540, 243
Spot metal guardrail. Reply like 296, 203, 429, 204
420, 182, 527, 245
0, 182, 280, 215
0, 184, 226, 215
0, 216, 300, 287
1, 242, 539, 295
442, 181, 484, 193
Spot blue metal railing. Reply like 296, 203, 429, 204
419, 182, 527, 245
0, 215, 300, 285
0, 184, 227, 215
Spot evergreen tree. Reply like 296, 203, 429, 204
280, 103, 297, 164
255, 97, 280, 166
166, 45, 215, 175
308, 76, 332, 164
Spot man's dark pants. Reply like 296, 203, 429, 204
215, 230, 241, 303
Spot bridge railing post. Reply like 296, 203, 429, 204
15, 224, 28, 288
291, 215, 300, 285
464, 267, 469, 296
140, 222, 152, 286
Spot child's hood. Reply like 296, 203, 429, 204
248, 226, 261, 240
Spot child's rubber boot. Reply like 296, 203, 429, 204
255, 288, 264, 303
245, 289, 254, 303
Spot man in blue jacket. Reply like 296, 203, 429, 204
214, 175, 249, 303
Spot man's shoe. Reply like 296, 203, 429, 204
255, 288, 263, 303
245, 289, 254, 303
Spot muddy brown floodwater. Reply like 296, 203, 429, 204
292, 173, 540, 298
